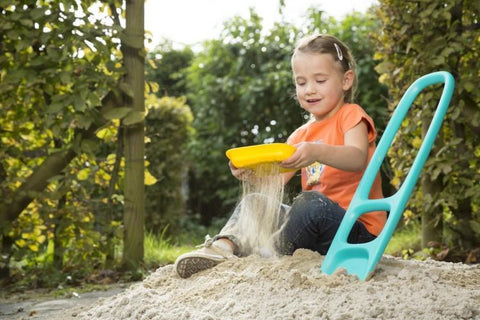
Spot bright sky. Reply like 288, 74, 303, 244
144, 0, 378, 49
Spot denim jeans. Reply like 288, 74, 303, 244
215, 190, 376, 256
276, 191, 376, 255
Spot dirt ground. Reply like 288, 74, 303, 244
0, 283, 130, 320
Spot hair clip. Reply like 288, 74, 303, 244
334, 43, 343, 61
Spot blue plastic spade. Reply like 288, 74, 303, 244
321, 71, 455, 280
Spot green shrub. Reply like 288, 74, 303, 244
145, 95, 194, 235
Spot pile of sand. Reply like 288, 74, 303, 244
77, 249, 480, 320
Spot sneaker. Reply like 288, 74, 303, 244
175, 236, 236, 278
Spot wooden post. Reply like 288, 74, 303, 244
122, 0, 145, 270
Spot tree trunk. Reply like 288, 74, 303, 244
0, 235, 13, 279
420, 114, 443, 247
452, 198, 475, 250
421, 177, 443, 247
121, 0, 145, 271
53, 195, 67, 269
446, 0, 476, 253
104, 126, 124, 268
448, 122, 475, 251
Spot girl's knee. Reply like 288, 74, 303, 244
294, 190, 328, 203
288, 191, 345, 229
291, 191, 330, 212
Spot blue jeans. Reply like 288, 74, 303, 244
216, 191, 375, 256
276, 191, 376, 255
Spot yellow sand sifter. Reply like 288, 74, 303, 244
225, 143, 296, 174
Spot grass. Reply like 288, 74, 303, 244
144, 222, 423, 267
144, 230, 195, 268
144, 220, 423, 267
385, 222, 422, 257
143, 218, 226, 268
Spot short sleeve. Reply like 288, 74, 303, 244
340, 104, 377, 143
287, 129, 300, 145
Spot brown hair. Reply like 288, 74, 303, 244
293, 34, 357, 103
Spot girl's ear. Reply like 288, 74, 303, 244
342, 70, 355, 91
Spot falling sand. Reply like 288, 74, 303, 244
77, 164, 480, 319
235, 163, 287, 257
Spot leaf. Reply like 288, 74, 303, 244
81, 139, 98, 154
123, 110, 145, 126
73, 94, 85, 111
77, 168, 91, 181
148, 81, 159, 93
28, 244, 39, 252
60, 72, 71, 84
119, 82, 134, 98
147, 58, 157, 69
463, 81, 474, 93
470, 220, 480, 234
96, 127, 116, 140
46, 102, 64, 113
102, 107, 131, 120
29, 55, 47, 66
37, 235, 46, 244
30, 8, 45, 20
431, 56, 445, 66
15, 239, 26, 248
87, 92, 101, 107
144, 170, 157, 185
120, 31, 144, 49
412, 137, 422, 149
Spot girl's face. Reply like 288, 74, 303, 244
292, 51, 353, 121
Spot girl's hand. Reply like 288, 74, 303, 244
229, 161, 253, 181
280, 142, 318, 169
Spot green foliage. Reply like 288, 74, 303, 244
7, 151, 125, 274
0, 0, 121, 141
374, 0, 480, 251
145, 95, 194, 234
385, 222, 422, 256
0, 0, 193, 282
185, 10, 303, 222
0, 0, 126, 278
186, 8, 389, 223
146, 41, 194, 97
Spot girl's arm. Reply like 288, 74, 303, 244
281, 121, 369, 172
282, 170, 297, 185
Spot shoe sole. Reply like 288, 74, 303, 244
176, 255, 224, 278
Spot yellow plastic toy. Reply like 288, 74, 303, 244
225, 143, 296, 174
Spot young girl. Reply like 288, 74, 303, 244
175, 34, 386, 278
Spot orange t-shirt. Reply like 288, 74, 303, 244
287, 103, 386, 236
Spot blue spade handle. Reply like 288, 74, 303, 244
321, 71, 455, 280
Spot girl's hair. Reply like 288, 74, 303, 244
293, 34, 358, 103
